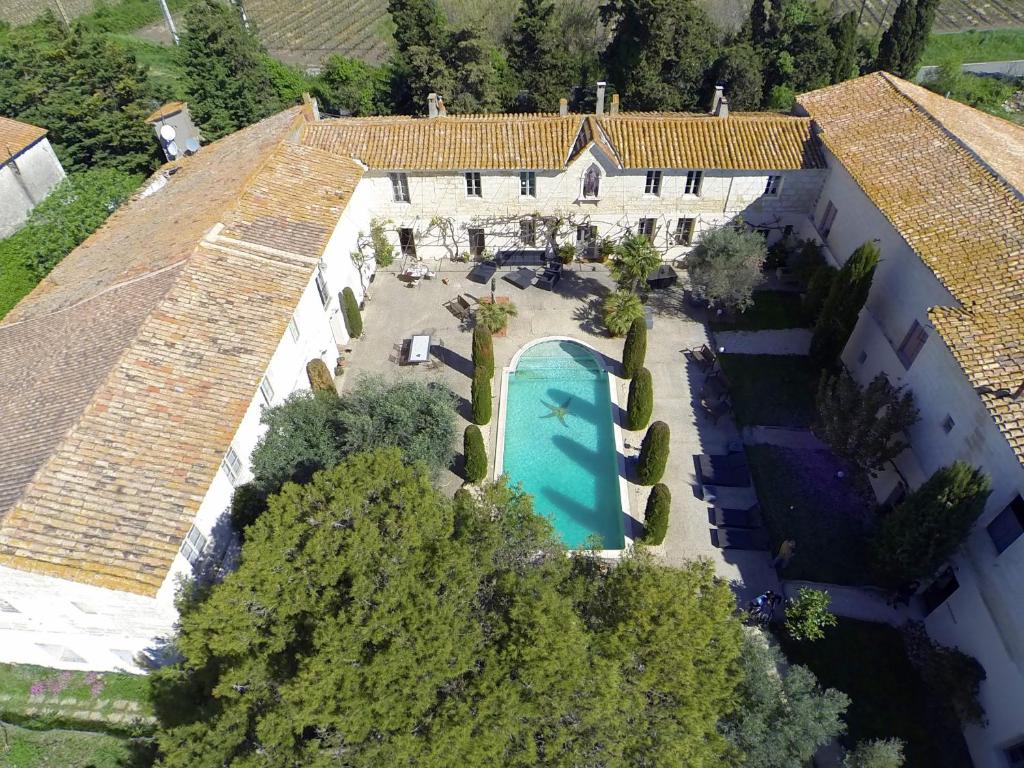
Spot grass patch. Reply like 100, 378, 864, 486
745, 444, 872, 584
717, 354, 820, 427
921, 29, 1024, 66
0, 722, 140, 768
0, 251, 42, 320
709, 290, 809, 331
0, 664, 153, 736
779, 619, 972, 768
109, 34, 187, 100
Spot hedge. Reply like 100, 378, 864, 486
471, 369, 492, 425
637, 421, 670, 485
622, 316, 647, 379
804, 264, 837, 324
306, 358, 335, 394
643, 483, 671, 544
463, 425, 487, 482
472, 325, 494, 380
341, 286, 363, 338
626, 367, 654, 430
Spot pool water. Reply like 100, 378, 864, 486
501, 340, 625, 549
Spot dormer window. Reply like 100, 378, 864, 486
582, 164, 601, 199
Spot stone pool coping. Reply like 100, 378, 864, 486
494, 335, 633, 559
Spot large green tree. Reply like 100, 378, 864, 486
829, 11, 860, 84
871, 462, 991, 586
507, 0, 572, 111
721, 633, 849, 767
712, 43, 765, 110
153, 450, 745, 766
0, 20, 160, 175
601, 0, 720, 110
314, 55, 392, 116
611, 233, 662, 293
810, 240, 879, 366
179, 0, 285, 139
875, 0, 940, 78
685, 224, 767, 311
745, 0, 836, 106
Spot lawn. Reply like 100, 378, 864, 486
921, 29, 1024, 66
709, 290, 809, 331
779, 619, 972, 768
745, 444, 873, 584
0, 663, 153, 735
716, 354, 820, 427
0, 249, 41, 319
0, 723, 139, 768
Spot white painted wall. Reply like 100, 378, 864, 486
364, 145, 826, 262
818, 146, 1024, 767
0, 139, 66, 238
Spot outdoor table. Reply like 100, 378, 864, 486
407, 334, 432, 364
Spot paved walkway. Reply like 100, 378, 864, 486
741, 425, 826, 451
782, 579, 924, 627
714, 328, 812, 355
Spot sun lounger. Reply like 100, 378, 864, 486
495, 249, 548, 267
468, 260, 498, 284
504, 267, 536, 289
700, 397, 731, 424
707, 504, 763, 529
696, 452, 751, 488
710, 527, 770, 551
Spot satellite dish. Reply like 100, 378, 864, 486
185, 137, 200, 155
159, 124, 176, 142
166, 140, 179, 158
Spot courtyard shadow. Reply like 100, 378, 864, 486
434, 343, 473, 378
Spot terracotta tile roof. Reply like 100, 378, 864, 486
594, 113, 824, 169
798, 73, 1024, 466
0, 108, 365, 595
145, 101, 187, 124
0, 115, 47, 161
302, 112, 824, 171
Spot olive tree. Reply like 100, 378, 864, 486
685, 224, 767, 311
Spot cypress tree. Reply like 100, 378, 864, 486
471, 368, 492, 425
871, 462, 991, 586
828, 11, 859, 84
810, 241, 879, 367
305, 359, 336, 394
472, 325, 494, 380
626, 367, 654, 431
463, 425, 487, 482
637, 421, 670, 485
341, 287, 363, 338
622, 317, 647, 380
508, 0, 570, 111
642, 483, 671, 544
903, 0, 941, 78
875, 0, 916, 75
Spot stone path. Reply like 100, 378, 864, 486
714, 328, 812, 355
782, 579, 924, 627
741, 425, 826, 451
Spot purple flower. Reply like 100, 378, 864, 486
29, 682, 45, 696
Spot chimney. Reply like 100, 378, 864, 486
596, 81, 606, 116
437, 96, 447, 117
610, 93, 620, 116
559, 98, 568, 116
715, 97, 729, 118
428, 93, 438, 118
711, 85, 724, 114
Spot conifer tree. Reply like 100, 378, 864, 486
874, 0, 938, 77
810, 241, 879, 367
622, 317, 647, 380
829, 11, 860, 84
507, 0, 571, 111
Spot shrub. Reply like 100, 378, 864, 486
626, 367, 654, 431
871, 462, 990, 586
472, 369, 492, 425
637, 421, 670, 485
230, 481, 267, 534
811, 240, 879, 367
845, 738, 906, 768
602, 291, 644, 337
463, 425, 487, 483
685, 223, 767, 311
306, 359, 336, 394
369, 218, 395, 267
815, 372, 919, 473
341, 286, 363, 338
558, 242, 576, 264
920, 642, 986, 725
476, 301, 518, 333
622, 317, 647, 379
472, 325, 494, 380
804, 264, 837, 323
784, 587, 838, 642
643, 483, 671, 544
791, 238, 826, 283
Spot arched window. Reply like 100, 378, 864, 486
582, 164, 601, 199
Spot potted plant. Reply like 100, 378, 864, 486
558, 242, 576, 265
476, 300, 518, 335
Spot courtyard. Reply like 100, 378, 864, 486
343, 257, 779, 604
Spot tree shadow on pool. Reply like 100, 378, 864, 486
544, 486, 631, 549
543, 386, 605, 428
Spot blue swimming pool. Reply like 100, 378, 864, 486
500, 339, 625, 549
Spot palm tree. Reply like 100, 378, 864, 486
602, 291, 644, 336
611, 234, 662, 293
476, 301, 519, 333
